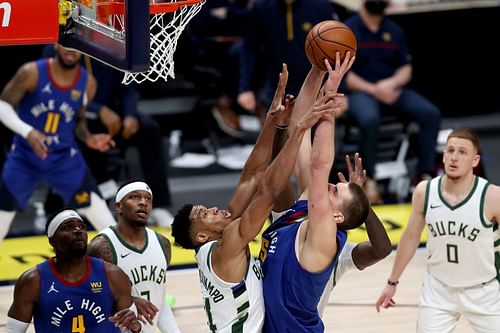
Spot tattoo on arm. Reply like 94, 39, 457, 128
159, 234, 172, 265
1, 64, 33, 106
87, 236, 115, 263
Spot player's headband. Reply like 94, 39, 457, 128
47, 209, 83, 238
115, 181, 152, 203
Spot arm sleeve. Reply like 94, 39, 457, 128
0, 99, 33, 139
157, 299, 181, 333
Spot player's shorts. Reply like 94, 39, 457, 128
0, 145, 99, 210
417, 271, 500, 333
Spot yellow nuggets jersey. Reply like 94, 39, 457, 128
195, 241, 264, 332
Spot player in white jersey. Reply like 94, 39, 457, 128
376, 128, 500, 333
171, 63, 340, 332
87, 180, 180, 333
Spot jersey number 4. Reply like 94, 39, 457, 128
72, 314, 85, 333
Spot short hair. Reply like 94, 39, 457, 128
115, 179, 148, 194
171, 204, 195, 249
340, 183, 369, 230
447, 128, 481, 154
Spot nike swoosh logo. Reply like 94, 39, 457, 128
430, 204, 442, 209
120, 253, 132, 258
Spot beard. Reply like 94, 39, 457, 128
71, 245, 87, 257
56, 52, 79, 69
365, 0, 388, 15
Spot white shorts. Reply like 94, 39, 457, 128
417, 271, 500, 333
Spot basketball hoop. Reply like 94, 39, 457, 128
93, 0, 205, 84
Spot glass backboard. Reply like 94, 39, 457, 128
60, 0, 150, 72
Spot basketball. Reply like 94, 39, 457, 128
305, 20, 357, 71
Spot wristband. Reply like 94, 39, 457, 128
274, 124, 288, 130
387, 279, 399, 286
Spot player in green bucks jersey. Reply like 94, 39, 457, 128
376, 128, 500, 333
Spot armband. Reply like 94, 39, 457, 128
0, 100, 33, 139
5, 316, 30, 333
387, 279, 399, 286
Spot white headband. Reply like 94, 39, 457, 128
47, 209, 83, 237
115, 181, 152, 203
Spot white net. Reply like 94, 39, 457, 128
122, 0, 205, 84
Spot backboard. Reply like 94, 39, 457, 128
60, 0, 150, 72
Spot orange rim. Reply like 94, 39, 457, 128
97, 0, 204, 15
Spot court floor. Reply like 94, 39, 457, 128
0, 249, 474, 332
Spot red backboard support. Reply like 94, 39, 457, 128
0, 0, 59, 45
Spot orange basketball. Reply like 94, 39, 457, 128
305, 20, 357, 71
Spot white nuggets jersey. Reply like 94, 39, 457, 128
424, 176, 499, 287
98, 226, 168, 333
195, 241, 264, 333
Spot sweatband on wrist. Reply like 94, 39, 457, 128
5, 316, 30, 333
0, 100, 33, 139
115, 181, 152, 203
47, 209, 83, 237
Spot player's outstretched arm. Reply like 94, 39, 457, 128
213, 97, 333, 281
375, 181, 427, 312
227, 64, 289, 218
338, 153, 392, 270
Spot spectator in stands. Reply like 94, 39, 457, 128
42, 45, 175, 227
343, 0, 441, 202
188, 0, 251, 137
238, 0, 340, 120
82, 58, 176, 227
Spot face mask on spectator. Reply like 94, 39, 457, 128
364, 0, 388, 15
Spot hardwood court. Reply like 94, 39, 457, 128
0, 249, 474, 332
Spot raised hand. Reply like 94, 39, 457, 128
295, 92, 337, 132
338, 152, 367, 187
324, 51, 355, 93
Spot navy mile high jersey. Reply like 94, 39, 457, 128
34, 256, 119, 333
14, 58, 87, 153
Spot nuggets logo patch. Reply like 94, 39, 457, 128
74, 191, 90, 204
382, 32, 392, 42
71, 90, 82, 101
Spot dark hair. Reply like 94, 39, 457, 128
339, 183, 369, 230
45, 208, 80, 236
171, 204, 195, 249
447, 128, 481, 154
